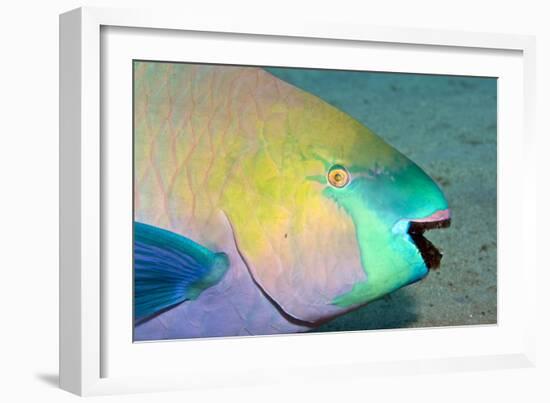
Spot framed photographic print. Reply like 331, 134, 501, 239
60, 6, 537, 396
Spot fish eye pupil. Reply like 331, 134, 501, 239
328, 166, 350, 188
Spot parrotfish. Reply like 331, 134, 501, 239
133, 62, 451, 340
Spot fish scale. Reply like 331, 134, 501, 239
135, 64, 320, 338
135, 62, 366, 318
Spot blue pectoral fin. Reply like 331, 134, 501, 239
134, 221, 230, 323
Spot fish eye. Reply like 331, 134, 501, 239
327, 165, 350, 188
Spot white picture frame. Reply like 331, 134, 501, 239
59, 6, 537, 396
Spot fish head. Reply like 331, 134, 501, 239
318, 126, 451, 309
224, 72, 450, 325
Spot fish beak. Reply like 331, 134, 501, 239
394, 209, 451, 270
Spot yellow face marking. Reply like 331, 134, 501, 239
328, 166, 350, 188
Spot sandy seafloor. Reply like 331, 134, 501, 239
266, 67, 497, 331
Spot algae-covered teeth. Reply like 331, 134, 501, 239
133, 62, 451, 340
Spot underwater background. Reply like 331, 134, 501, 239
266, 67, 497, 331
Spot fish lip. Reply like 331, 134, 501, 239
407, 208, 451, 225
395, 209, 451, 270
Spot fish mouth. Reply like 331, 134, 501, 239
406, 209, 451, 270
